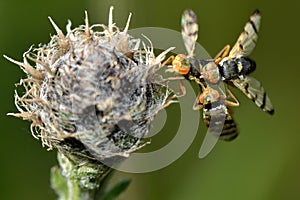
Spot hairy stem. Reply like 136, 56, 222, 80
51, 152, 112, 200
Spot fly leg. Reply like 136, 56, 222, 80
225, 87, 240, 107
214, 45, 230, 64
193, 81, 207, 110
162, 55, 175, 65
160, 76, 186, 98
193, 93, 204, 110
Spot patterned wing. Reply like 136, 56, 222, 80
229, 10, 261, 58
181, 9, 198, 57
231, 76, 274, 114
203, 105, 238, 141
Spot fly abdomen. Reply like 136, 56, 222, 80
236, 57, 256, 75
219, 114, 238, 141
219, 59, 239, 80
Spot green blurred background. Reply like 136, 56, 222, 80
1, 0, 299, 199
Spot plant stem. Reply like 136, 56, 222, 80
51, 152, 112, 200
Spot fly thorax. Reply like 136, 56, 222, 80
202, 62, 220, 83
200, 88, 220, 105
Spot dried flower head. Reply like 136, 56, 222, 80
6, 7, 176, 163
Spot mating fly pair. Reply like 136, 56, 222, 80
165, 9, 274, 140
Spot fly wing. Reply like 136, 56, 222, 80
203, 105, 238, 141
181, 9, 198, 57
229, 10, 261, 58
231, 76, 274, 114
199, 105, 238, 158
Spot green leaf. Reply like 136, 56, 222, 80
102, 179, 131, 200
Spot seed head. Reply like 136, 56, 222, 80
6, 7, 176, 163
